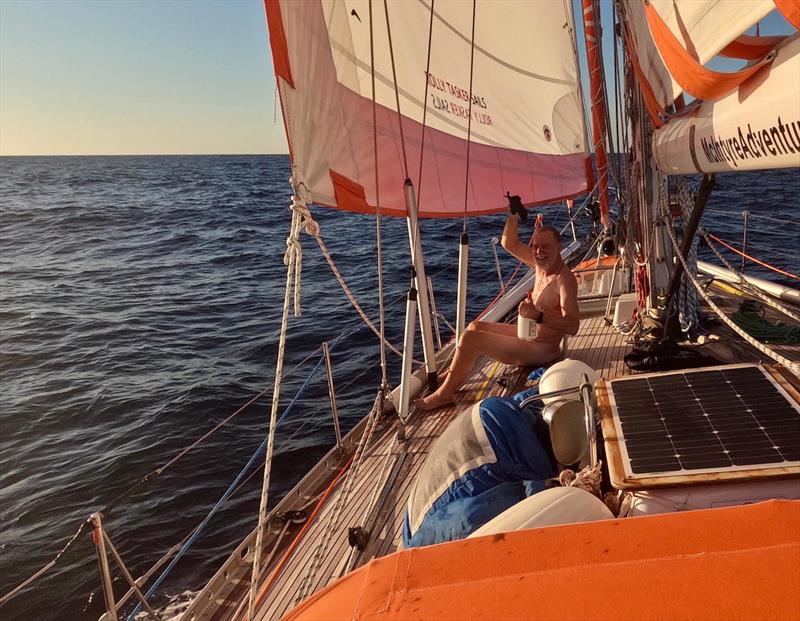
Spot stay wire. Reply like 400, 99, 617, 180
369, 0, 388, 391
382, 0, 410, 181
128, 337, 342, 620
415, 0, 436, 207
461, 0, 477, 234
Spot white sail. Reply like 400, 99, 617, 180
267, 0, 590, 217
624, 0, 775, 108
653, 35, 800, 174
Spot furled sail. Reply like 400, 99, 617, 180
265, 0, 590, 217
654, 34, 800, 174
623, 0, 775, 109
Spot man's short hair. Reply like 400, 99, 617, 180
535, 225, 562, 245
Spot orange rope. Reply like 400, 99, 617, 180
242, 454, 355, 620
708, 234, 799, 281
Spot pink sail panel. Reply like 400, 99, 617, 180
266, 0, 590, 218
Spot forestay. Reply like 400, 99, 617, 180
265, 0, 590, 217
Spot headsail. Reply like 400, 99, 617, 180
265, 0, 590, 218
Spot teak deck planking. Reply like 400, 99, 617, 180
239, 311, 634, 621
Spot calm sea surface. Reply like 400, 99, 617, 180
1, 155, 797, 620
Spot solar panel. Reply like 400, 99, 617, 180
601, 364, 800, 486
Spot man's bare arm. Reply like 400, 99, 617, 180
539, 273, 580, 335
500, 214, 536, 268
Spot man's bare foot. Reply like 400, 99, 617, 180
437, 370, 449, 385
413, 389, 455, 411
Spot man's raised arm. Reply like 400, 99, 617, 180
500, 214, 535, 268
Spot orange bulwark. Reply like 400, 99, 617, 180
282, 500, 800, 621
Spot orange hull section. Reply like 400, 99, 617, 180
282, 500, 800, 621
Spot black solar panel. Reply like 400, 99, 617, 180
609, 365, 800, 476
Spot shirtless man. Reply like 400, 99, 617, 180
415, 216, 580, 410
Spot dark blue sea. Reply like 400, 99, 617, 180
1, 155, 797, 621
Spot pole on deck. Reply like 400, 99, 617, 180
91, 513, 119, 621
455, 231, 470, 343
404, 179, 438, 391
322, 341, 343, 451
398, 287, 418, 433
741, 210, 749, 274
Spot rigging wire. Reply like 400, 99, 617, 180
382, 0, 410, 181
701, 231, 800, 322
461, 0, 478, 233
660, 207, 800, 378
706, 233, 800, 281
415, 0, 436, 208
368, 0, 389, 393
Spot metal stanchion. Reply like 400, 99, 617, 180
322, 341, 343, 451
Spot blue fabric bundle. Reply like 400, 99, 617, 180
403, 384, 555, 547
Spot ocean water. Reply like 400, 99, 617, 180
0, 155, 797, 620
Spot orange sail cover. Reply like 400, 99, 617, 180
282, 500, 800, 620
264, 0, 590, 218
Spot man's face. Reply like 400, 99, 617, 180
532, 231, 560, 271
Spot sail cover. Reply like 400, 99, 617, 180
265, 0, 590, 217
623, 0, 775, 108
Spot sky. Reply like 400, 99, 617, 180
0, 0, 794, 156
0, 0, 279, 155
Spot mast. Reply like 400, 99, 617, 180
581, 0, 612, 229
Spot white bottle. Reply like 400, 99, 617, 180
517, 314, 538, 341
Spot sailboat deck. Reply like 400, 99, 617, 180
191, 290, 800, 621
233, 311, 633, 621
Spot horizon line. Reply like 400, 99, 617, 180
0, 152, 290, 158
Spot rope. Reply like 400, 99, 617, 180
701, 231, 800, 323
559, 461, 603, 496
672, 179, 701, 333
313, 232, 421, 363
236, 455, 354, 620
246, 195, 304, 620
0, 522, 87, 606
731, 310, 800, 344
130, 339, 335, 620
706, 233, 799, 281
660, 204, 800, 378
703, 206, 800, 227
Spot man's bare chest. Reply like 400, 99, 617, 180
533, 273, 561, 309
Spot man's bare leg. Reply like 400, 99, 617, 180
437, 321, 517, 385
416, 331, 560, 410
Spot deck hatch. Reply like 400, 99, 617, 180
599, 364, 800, 488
